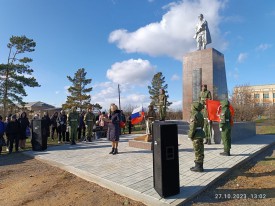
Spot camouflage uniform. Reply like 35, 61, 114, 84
84, 109, 96, 142
188, 102, 205, 172
67, 107, 79, 145
199, 86, 212, 144
219, 100, 231, 156
158, 89, 167, 121
146, 105, 156, 135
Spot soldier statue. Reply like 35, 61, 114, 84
219, 100, 232, 156
199, 84, 212, 144
193, 14, 211, 50
158, 88, 167, 121
67, 106, 79, 145
188, 102, 205, 172
84, 105, 96, 142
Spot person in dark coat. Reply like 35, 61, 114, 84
78, 111, 86, 141
6, 114, 20, 154
57, 110, 67, 143
18, 112, 30, 149
41, 111, 51, 139
127, 116, 132, 134
120, 110, 126, 134
50, 112, 58, 140
103, 104, 121, 155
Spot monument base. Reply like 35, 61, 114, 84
182, 48, 228, 121
128, 134, 153, 150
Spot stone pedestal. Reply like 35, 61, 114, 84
182, 48, 228, 121
128, 134, 153, 150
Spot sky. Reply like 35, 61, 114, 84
0, 0, 274, 111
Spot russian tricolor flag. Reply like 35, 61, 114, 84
131, 106, 145, 125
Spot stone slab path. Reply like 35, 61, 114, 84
24, 134, 275, 206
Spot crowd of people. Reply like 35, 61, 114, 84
0, 103, 133, 155
0, 93, 233, 175
0, 112, 30, 154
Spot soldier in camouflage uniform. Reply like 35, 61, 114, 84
188, 102, 205, 172
199, 84, 212, 144
67, 106, 79, 145
84, 105, 96, 142
219, 100, 232, 156
146, 104, 156, 139
158, 88, 167, 121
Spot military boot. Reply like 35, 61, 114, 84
204, 139, 208, 144
207, 139, 211, 145
190, 162, 203, 172
220, 151, 230, 156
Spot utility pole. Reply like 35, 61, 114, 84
118, 84, 121, 110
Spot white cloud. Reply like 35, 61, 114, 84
237, 53, 248, 63
106, 58, 156, 86
93, 81, 113, 89
91, 81, 151, 111
109, 0, 227, 60
169, 100, 182, 110
55, 91, 60, 94
255, 43, 272, 51
171, 74, 180, 81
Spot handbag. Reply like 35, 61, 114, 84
119, 121, 126, 128
25, 126, 31, 137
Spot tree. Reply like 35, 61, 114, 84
148, 72, 172, 107
231, 84, 265, 121
0, 35, 40, 116
62, 68, 92, 111
92, 103, 102, 110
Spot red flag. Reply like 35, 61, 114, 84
206, 100, 235, 124
206, 99, 221, 122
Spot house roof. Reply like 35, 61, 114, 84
25, 101, 56, 108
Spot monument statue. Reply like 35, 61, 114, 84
193, 14, 211, 50
158, 88, 167, 121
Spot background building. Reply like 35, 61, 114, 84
234, 84, 275, 106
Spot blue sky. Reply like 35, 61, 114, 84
0, 0, 274, 111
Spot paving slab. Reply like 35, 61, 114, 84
24, 134, 275, 206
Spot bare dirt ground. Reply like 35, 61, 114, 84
0, 152, 146, 206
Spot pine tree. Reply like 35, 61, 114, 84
0, 35, 40, 116
62, 68, 92, 111
148, 72, 172, 107
92, 103, 102, 110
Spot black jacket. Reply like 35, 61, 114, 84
6, 120, 20, 137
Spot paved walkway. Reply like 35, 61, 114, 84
24, 134, 275, 206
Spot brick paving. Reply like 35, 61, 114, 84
24, 134, 275, 206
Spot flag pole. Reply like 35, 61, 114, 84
118, 84, 121, 110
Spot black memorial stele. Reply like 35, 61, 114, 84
31, 119, 48, 151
